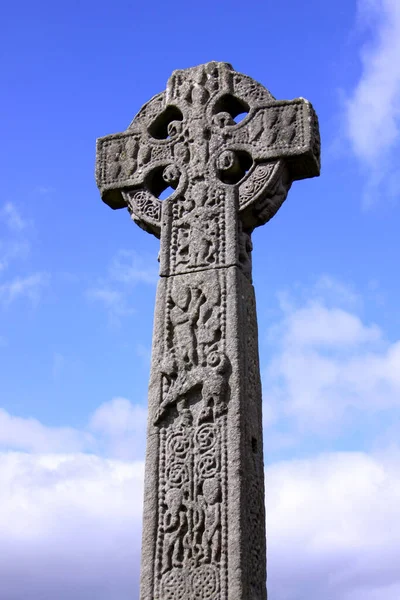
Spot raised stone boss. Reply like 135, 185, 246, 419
96, 62, 320, 600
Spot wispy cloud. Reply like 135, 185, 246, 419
86, 286, 136, 325
135, 343, 152, 366
0, 240, 30, 273
263, 277, 400, 441
86, 249, 158, 325
0, 203, 49, 309
0, 202, 31, 272
52, 352, 65, 381
109, 250, 158, 286
0, 409, 92, 454
0, 202, 28, 232
345, 0, 400, 204
0, 397, 147, 461
88, 397, 147, 460
0, 273, 49, 307
34, 185, 56, 195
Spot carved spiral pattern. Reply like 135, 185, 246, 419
195, 424, 218, 452
167, 429, 191, 458
197, 454, 218, 479
132, 190, 161, 221
134, 190, 149, 209
239, 164, 275, 205
253, 165, 272, 181
195, 422, 219, 479
242, 179, 255, 194
165, 460, 189, 487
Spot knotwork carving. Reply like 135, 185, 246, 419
239, 163, 277, 208
161, 565, 219, 600
162, 568, 187, 600
157, 412, 227, 600
191, 565, 220, 599
167, 428, 191, 458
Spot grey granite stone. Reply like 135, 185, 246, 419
95, 62, 320, 600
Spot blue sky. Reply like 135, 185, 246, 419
1, 0, 400, 598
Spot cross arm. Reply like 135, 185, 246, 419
218, 97, 320, 229
95, 92, 185, 237
244, 98, 320, 180
219, 97, 320, 194
96, 131, 144, 210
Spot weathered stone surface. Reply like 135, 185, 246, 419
95, 62, 320, 600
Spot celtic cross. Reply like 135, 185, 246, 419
96, 62, 320, 600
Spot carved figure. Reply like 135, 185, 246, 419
154, 368, 198, 425
199, 352, 229, 422
197, 304, 222, 365
199, 478, 221, 564
170, 285, 204, 367
162, 488, 187, 574
175, 199, 219, 269
154, 351, 230, 426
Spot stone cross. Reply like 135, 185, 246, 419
96, 62, 320, 600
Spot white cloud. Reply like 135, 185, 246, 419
271, 302, 381, 349
109, 250, 158, 285
0, 203, 48, 308
86, 286, 135, 323
52, 352, 65, 381
0, 240, 30, 272
0, 273, 49, 307
0, 202, 31, 272
312, 275, 360, 308
263, 279, 400, 434
0, 451, 144, 600
0, 447, 399, 599
0, 397, 147, 461
135, 343, 152, 366
267, 449, 400, 599
89, 398, 148, 461
345, 0, 400, 203
86, 249, 158, 324
0, 409, 92, 454
34, 185, 55, 195
0, 202, 28, 232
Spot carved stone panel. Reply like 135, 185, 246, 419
156, 417, 227, 600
